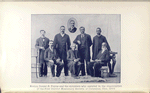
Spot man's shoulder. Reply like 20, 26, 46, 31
36, 37, 41, 41
104, 49, 109, 53
101, 35, 106, 38
55, 33, 60, 36
93, 35, 97, 39
74, 27, 77, 30
68, 28, 71, 31
45, 37, 49, 40
65, 34, 70, 37
85, 33, 91, 37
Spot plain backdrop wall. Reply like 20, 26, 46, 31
31, 14, 121, 72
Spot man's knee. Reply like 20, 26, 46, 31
58, 62, 64, 67
77, 61, 81, 66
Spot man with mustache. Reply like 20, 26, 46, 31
68, 20, 77, 33
53, 26, 71, 76
73, 26, 92, 76
35, 30, 49, 77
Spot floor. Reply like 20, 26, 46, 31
31, 72, 120, 83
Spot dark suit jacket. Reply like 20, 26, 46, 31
53, 33, 71, 60
73, 33, 92, 61
67, 49, 80, 62
68, 27, 77, 33
35, 37, 49, 63
44, 48, 58, 64
96, 49, 110, 65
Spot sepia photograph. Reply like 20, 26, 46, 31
31, 14, 121, 83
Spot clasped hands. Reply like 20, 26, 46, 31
40, 47, 45, 50
73, 58, 80, 62
95, 59, 103, 64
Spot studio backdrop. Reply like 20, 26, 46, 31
31, 14, 121, 72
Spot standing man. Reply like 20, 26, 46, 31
53, 26, 71, 76
92, 27, 111, 61
35, 30, 49, 77
73, 26, 92, 76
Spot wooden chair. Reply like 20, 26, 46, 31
100, 51, 117, 78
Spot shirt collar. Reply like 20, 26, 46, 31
60, 33, 65, 37
97, 35, 101, 37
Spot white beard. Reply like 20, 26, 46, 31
102, 47, 107, 53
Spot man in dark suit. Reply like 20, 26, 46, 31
35, 30, 49, 77
67, 43, 81, 78
92, 27, 111, 60
89, 42, 110, 77
73, 26, 92, 76
44, 40, 64, 77
53, 26, 71, 76
68, 20, 77, 33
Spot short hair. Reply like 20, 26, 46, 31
40, 30, 46, 33
70, 20, 75, 23
97, 27, 101, 31
102, 42, 107, 47
60, 26, 65, 29
79, 26, 85, 30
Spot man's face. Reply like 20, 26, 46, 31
40, 31, 45, 36
60, 27, 65, 34
96, 28, 101, 35
102, 43, 106, 50
80, 27, 85, 34
70, 21, 75, 27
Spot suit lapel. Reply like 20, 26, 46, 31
98, 50, 107, 58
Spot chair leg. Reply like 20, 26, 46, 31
101, 70, 104, 78
106, 69, 109, 77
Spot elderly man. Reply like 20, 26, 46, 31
44, 40, 64, 77
73, 26, 92, 76
68, 20, 77, 33
53, 26, 71, 76
89, 42, 110, 77
35, 30, 49, 77
67, 43, 81, 78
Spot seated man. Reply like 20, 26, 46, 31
67, 43, 81, 78
89, 42, 110, 77
44, 40, 64, 77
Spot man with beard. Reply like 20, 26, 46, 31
73, 26, 92, 76
53, 26, 71, 76
35, 30, 49, 77
68, 20, 77, 33
89, 42, 110, 77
